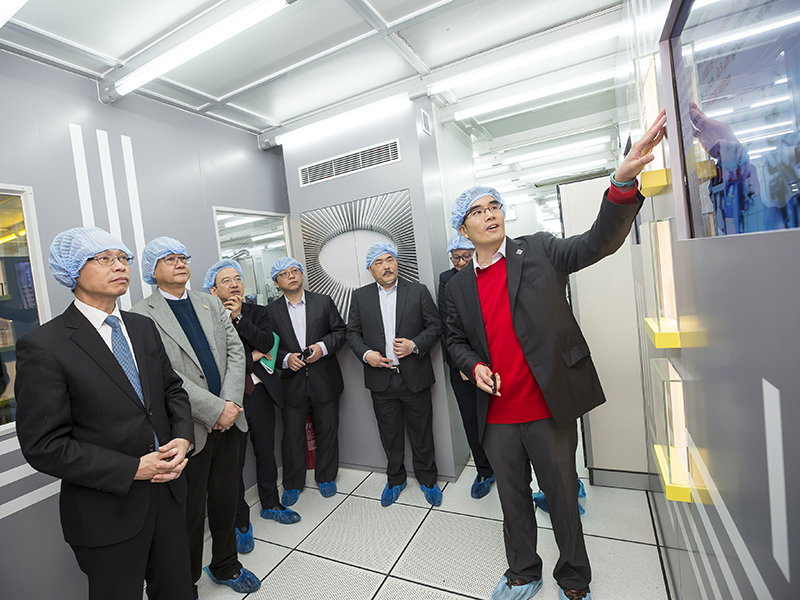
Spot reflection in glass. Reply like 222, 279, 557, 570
0, 194, 40, 425
215, 210, 289, 305
673, 0, 800, 236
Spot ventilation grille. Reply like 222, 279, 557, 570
299, 140, 401, 187
420, 109, 432, 136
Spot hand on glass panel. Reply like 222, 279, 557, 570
615, 108, 667, 182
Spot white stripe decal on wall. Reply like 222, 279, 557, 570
68, 123, 94, 227
763, 379, 790, 581
0, 463, 37, 489
0, 481, 60, 521
670, 500, 710, 600
0, 437, 21, 456
681, 498, 725, 600
121, 135, 149, 301
688, 432, 774, 599
96, 130, 131, 310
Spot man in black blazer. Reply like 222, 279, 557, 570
204, 260, 301, 554
266, 257, 347, 506
445, 111, 667, 600
16, 227, 194, 600
347, 242, 445, 507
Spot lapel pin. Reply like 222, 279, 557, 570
516, 249, 523, 255
202, 305, 209, 310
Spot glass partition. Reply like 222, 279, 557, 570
213, 209, 290, 306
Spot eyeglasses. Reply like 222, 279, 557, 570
450, 253, 473, 265
90, 254, 134, 267
464, 204, 502, 222
277, 268, 302, 280
161, 255, 191, 266
219, 276, 242, 286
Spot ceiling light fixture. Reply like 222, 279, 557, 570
428, 22, 624, 95
519, 159, 610, 183
705, 107, 733, 118
750, 95, 791, 109
739, 129, 793, 144
693, 12, 800, 53
251, 231, 285, 242
0, 0, 28, 29
115, 0, 293, 97
503, 136, 611, 166
733, 120, 792, 137
455, 68, 620, 121
225, 216, 265, 228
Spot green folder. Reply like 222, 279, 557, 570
259, 332, 280, 375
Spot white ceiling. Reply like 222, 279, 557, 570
1, 0, 631, 209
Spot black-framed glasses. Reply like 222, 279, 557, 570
277, 268, 302, 280
465, 204, 502, 222
450, 253, 473, 265
90, 254, 134, 267
161, 255, 191, 266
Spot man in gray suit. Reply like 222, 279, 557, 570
347, 242, 444, 507
131, 237, 260, 597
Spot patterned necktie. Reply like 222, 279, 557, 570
104, 315, 158, 449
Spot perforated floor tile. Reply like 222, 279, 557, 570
352, 471, 447, 508
250, 487, 345, 549
534, 483, 655, 544
248, 551, 385, 600
434, 465, 503, 521
197, 537, 288, 600
303, 466, 371, 495
585, 535, 668, 599
375, 577, 477, 599
298, 495, 428, 572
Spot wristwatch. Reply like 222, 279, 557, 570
233, 313, 243, 324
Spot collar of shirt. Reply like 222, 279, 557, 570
284, 291, 306, 308
473, 237, 507, 273
73, 297, 124, 332
158, 287, 188, 301
376, 281, 398, 296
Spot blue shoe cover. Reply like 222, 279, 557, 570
558, 588, 591, 600
420, 483, 443, 506
235, 522, 254, 554
380, 481, 406, 506
471, 473, 495, 499
319, 480, 337, 497
490, 576, 543, 599
532, 490, 585, 515
281, 488, 300, 506
260, 504, 301, 524
577, 478, 586, 498
203, 566, 261, 593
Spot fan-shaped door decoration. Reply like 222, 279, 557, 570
300, 189, 418, 321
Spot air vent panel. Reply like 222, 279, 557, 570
299, 139, 401, 187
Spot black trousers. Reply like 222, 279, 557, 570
281, 377, 340, 491
371, 372, 438, 488
237, 383, 279, 528
185, 428, 242, 592
71, 483, 193, 600
483, 418, 590, 590
449, 366, 493, 479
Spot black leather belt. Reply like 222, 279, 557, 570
388, 365, 401, 374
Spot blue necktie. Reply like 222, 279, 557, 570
105, 315, 158, 449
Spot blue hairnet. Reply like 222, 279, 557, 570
49, 227, 133, 290
447, 233, 475, 253
270, 257, 304, 281
449, 186, 505, 230
203, 259, 243, 293
365, 242, 397, 269
141, 236, 188, 285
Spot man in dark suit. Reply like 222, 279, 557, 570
266, 257, 347, 506
438, 233, 494, 499
444, 111, 667, 600
16, 227, 194, 600
204, 260, 301, 555
347, 242, 445, 507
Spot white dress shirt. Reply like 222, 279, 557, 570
473, 237, 507, 272
281, 292, 328, 369
73, 298, 138, 370
362, 282, 399, 365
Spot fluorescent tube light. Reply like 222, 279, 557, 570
251, 231, 285, 242
750, 95, 790, 109
774, 77, 788, 85
705, 107, 733, 118
748, 147, 777, 154
225, 216, 265, 228
519, 159, 609, 182
455, 69, 619, 121
266, 241, 286, 250
502, 136, 611, 166
739, 130, 793, 144
694, 13, 800, 53
0, 0, 28, 28
733, 121, 792, 137
115, 0, 290, 96
428, 23, 624, 95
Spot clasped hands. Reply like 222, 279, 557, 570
365, 338, 415, 368
286, 343, 323, 371
135, 437, 192, 483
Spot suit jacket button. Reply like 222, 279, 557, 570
149, 411, 153, 416
199, 374, 205, 379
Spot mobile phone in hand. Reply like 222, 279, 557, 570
301, 347, 313, 362
491, 373, 497, 395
